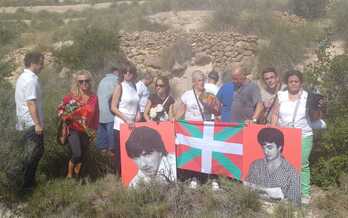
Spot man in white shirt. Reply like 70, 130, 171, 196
204, 70, 220, 95
14, 51, 45, 191
136, 72, 153, 121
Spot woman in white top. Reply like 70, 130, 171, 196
271, 70, 320, 204
175, 70, 219, 189
111, 63, 140, 175
175, 70, 207, 121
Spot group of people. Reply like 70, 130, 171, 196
15, 51, 323, 206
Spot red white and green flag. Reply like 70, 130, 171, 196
175, 120, 244, 180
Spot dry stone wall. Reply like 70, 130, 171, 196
120, 31, 257, 77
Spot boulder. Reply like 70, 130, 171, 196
194, 52, 212, 65
171, 61, 187, 76
144, 55, 162, 69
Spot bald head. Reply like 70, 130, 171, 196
231, 66, 247, 87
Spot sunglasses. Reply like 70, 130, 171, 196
124, 71, 134, 75
78, 79, 90, 84
156, 84, 165, 88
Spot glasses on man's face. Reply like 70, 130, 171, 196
156, 84, 165, 88
78, 79, 90, 85
124, 71, 134, 75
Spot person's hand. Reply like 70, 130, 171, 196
317, 98, 324, 109
35, 124, 44, 135
127, 120, 135, 129
135, 112, 142, 122
263, 187, 284, 200
245, 120, 255, 125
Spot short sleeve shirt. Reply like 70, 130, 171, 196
136, 81, 150, 113
257, 81, 287, 123
15, 69, 44, 130
97, 73, 118, 123
230, 81, 261, 122
181, 90, 204, 121
216, 82, 234, 122
204, 83, 219, 96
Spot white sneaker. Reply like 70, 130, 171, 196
301, 196, 311, 205
189, 179, 198, 189
211, 180, 220, 191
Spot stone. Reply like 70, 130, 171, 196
144, 55, 162, 69
194, 52, 212, 66
171, 61, 187, 76
58, 67, 70, 78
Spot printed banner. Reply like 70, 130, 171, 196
120, 121, 177, 187
175, 120, 244, 180
175, 121, 301, 182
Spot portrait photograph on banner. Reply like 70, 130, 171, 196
120, 121, 177, 187
242, 124, 302, 205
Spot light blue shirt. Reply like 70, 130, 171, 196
97, 73, 118, 123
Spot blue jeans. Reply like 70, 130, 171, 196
96, 122, 116, 151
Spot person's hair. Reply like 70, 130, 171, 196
192, 70, 205, 82
284, 70, 303, 84
257, 127, 284, 152
261, 67, 278, 78
126, 126, 168, 159
156, 76, 171, 95
229, 63, 249, 76
119, 62, 137, 82
110, 66, 119, 73
71, 70, 93, 96
208, 70, 219, 82
24, 51, 44, 68
143, 72, 153, 81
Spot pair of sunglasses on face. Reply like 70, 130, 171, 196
78, 79, 90, 85
155, 84, 165, 88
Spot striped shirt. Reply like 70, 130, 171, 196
246, 157, 300, 205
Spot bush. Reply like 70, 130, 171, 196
54, 14, 120, 73
289, 0, 329, 19
313, 174, 348, 217
329, 0, 348, 50
207, 0, 322, 71
304, 45, 348, 187
23, 176, 264, 217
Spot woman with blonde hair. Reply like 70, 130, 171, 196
57, 70, 99, 178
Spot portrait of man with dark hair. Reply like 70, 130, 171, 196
244, 127, 301, 205
125, 126, 176, 187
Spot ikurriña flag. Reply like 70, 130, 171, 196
175, 120, 244, 180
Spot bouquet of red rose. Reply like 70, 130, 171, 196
57, 98, 96, 144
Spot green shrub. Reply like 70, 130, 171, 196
54, 15, 120, 73
304, 46, 348, 187
330, 0, 348, 48
289, 0, 329, 19
313, 174, 348, 217
23, 176, 264, 217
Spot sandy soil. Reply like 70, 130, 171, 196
0, 1, 145, 13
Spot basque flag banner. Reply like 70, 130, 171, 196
175, 120, 244, 180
